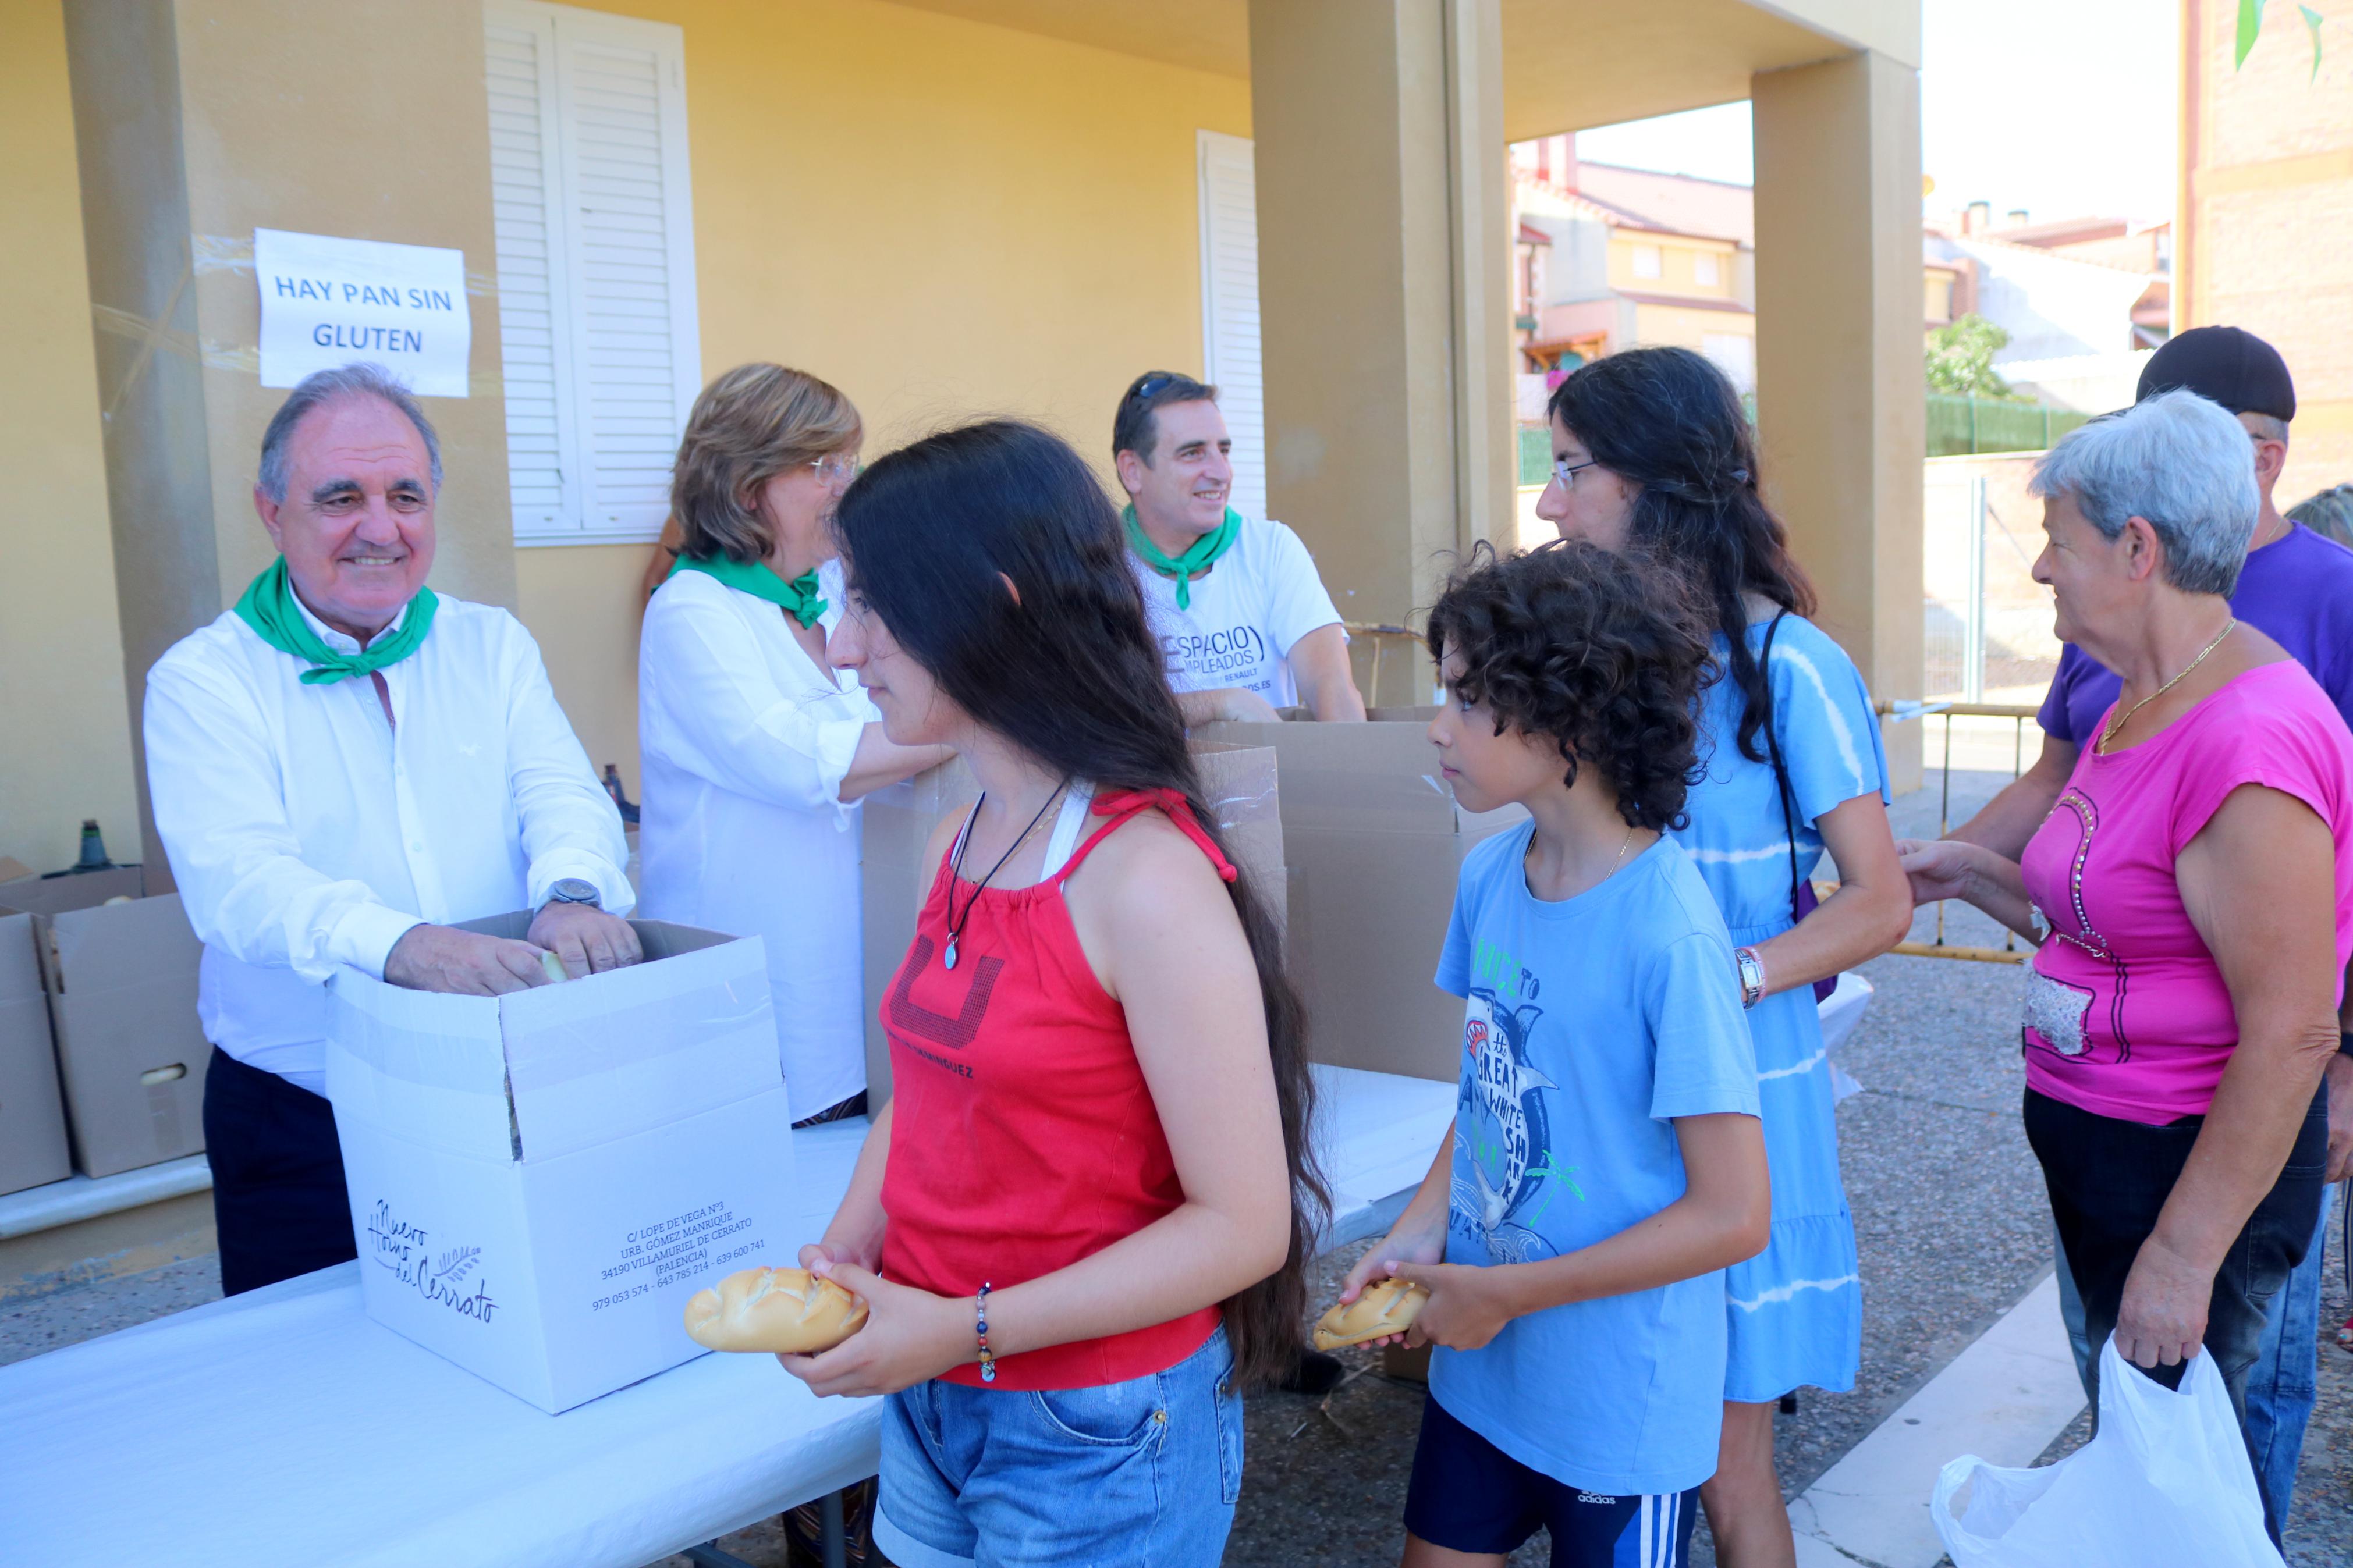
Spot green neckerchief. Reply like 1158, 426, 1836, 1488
1122, 504, 1241, 611
233, 556, 438, 685
668, 552, 828, 628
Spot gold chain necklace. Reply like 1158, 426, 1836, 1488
1605, 823, 1638, 878
2095, 618, 2235, 755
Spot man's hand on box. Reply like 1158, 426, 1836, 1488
528, 902, 644, 979
384, 923, 555, 995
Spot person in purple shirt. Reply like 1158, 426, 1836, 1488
1947, 326, 2353, 1535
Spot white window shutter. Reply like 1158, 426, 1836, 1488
1197, 130, 1267, 522
485, 8, 576, 535
485, 1, 700, 545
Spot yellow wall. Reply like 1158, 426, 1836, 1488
1629, 301, 1755, 353
0, 1, 140, 874
516, 0, 1252, 791
1606, 233, 1738, 297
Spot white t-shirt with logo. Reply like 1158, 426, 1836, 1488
1131, 515, 1344, 709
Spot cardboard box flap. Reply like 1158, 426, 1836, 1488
1, 866, 145, 920
0, 911, 72, 1194
1193, 720, 1517, 837
499, 934, 778, 1161
328, 979, 515, 1162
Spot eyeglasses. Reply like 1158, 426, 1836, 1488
809, 454, 863, 492
1552, 456, 1602, 489
1127, 373, 1179, 403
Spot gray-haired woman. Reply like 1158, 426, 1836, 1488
1898, 390, 2351, 1542
2288, 482, 2353, 552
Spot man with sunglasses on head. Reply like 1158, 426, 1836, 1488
1944, 325, 2353, 1537
1113, 371, 1367, 725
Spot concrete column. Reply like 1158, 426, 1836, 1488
63, 0, 518, 879
1249, 0, 1515, 630
1752, 51, 1926, 792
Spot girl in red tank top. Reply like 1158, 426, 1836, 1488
776, 419, 1324, 1567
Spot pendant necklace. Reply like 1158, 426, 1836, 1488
2095, 618, 2235, 755
943, 781, 1067, 969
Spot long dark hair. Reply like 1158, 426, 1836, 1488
833, 419, 1326, 1390
1549, 346, 1815, 762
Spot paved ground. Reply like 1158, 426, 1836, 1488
6, 762, 2347, 1566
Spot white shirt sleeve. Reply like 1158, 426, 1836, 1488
1260, 522, 1346, 659
499, 623, 637, 916
639, 588, 871, 815
144, 653, 424, 983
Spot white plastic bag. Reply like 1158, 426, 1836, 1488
1930, 1335, 2282, 1568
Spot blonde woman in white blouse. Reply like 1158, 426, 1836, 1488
639, 364, 951, 1124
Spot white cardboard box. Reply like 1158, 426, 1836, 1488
326, 914, 797, 1413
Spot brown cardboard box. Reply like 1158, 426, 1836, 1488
32, 893, 211, 1178
858, 745, 1284, 1108
1192, 713, 1527, 1081
0, 911, 72, 1196
0, 865, 144, 916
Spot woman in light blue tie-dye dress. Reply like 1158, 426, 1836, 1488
1537, 347, 1914, 1568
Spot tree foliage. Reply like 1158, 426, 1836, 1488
1925, 314, 2018, 399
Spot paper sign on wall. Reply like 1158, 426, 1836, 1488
254, 229, 471, 398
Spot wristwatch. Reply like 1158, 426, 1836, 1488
1734, 946, 1766, 1010
544, 877, 602, 910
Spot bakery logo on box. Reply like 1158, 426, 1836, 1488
365, 1199, 499, 1325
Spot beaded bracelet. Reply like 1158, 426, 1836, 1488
975, 1282, 996, 1383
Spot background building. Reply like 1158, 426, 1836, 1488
2178, 0, 2353, 506
1510, 133, 1758, 401
3, 0, 1930, 879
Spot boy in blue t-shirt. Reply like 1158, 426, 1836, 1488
1339, 542, 1770, 1568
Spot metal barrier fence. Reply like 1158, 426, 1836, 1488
1926, 395, 2093, 458
1878, 699, 2038, 965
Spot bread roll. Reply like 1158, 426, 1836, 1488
1312, 1277, 1430, 1351
683, 1265, 868, 1353
538, 950, 569, 984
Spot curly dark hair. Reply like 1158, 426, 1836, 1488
1426, 541, 1716, 831
1549, 346, 1815, 765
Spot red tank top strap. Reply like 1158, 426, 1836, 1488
1051, 787, 1240, 887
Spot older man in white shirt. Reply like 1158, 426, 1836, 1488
145, 363, 638, 1295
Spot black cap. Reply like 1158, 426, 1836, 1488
2136, 326, 2295, 422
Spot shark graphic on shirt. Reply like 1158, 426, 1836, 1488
1450, 985, 1572, 1264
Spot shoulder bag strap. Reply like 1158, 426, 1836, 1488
1758, 611, 1805, 918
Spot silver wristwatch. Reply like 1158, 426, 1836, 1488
545, 877, 601, 910
1734, 946, 1766, 1009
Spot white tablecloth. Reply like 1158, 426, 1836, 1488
0, 1068, 1457, 1568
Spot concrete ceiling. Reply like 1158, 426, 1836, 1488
885, 0, 1915, 138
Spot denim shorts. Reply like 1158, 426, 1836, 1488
874, 1326, 1243, 1568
